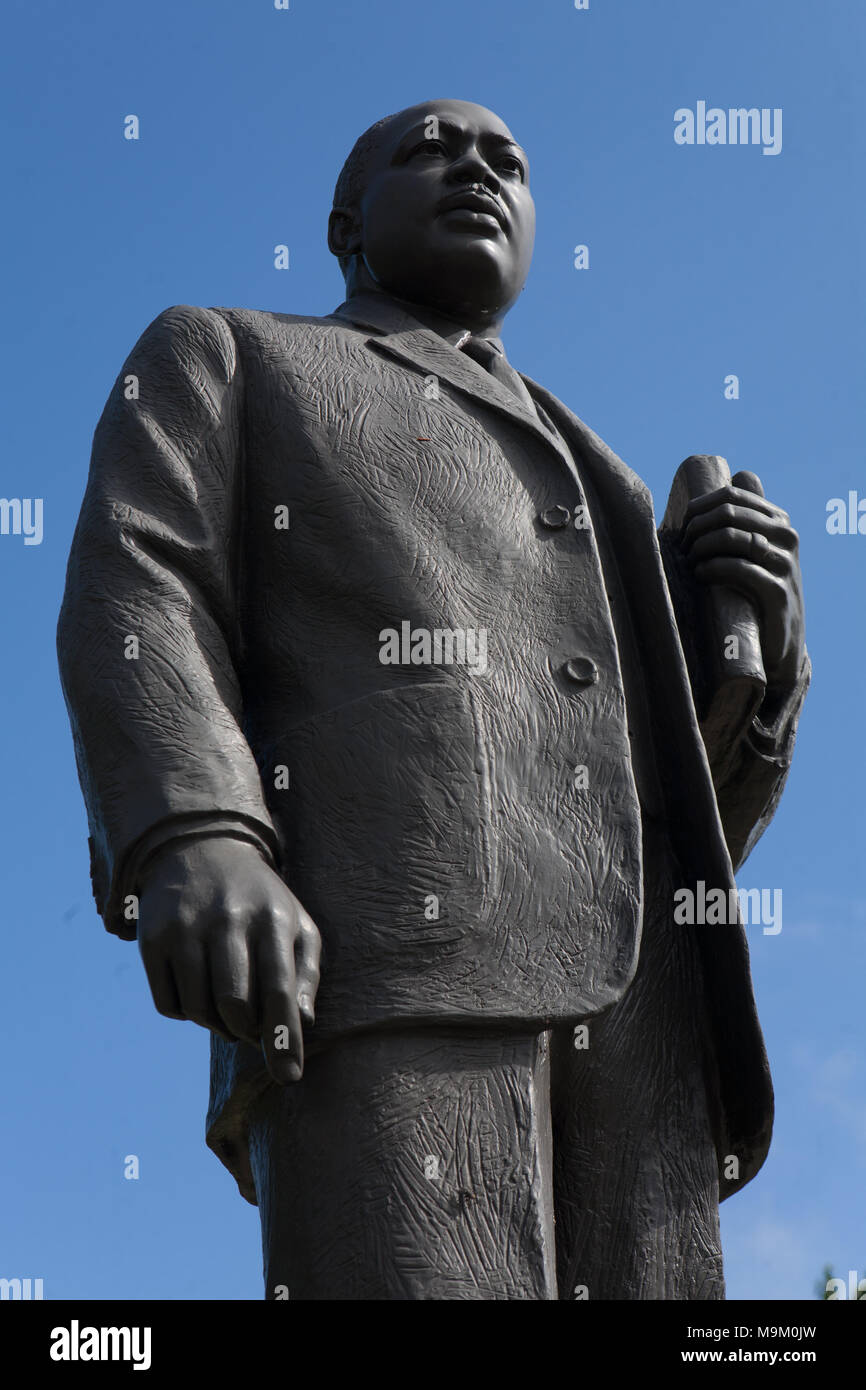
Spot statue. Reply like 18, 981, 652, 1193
57, 99, 809, 1300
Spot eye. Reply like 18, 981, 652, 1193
497, 156, 525, 179
410, 140, 448, 158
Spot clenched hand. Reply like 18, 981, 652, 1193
680, 470, 805, 690
137, 837, 321, 1085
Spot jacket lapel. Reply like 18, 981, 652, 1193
331, 296, 579, 476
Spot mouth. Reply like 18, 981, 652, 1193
437, 190, 508, 231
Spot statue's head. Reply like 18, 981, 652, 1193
328, 99, 535, 330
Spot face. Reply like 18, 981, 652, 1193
331, 100, 535, 327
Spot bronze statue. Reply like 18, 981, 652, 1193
58, 99, 808, 1299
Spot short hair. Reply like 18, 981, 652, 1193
331, 110, 403, 276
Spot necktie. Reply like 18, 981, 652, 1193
460, 333, 566, 446
459, 334, 537, 410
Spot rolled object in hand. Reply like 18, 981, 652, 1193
661, 454, 766, 752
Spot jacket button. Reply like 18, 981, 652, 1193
564, 656, 598, 687
539, 504, 571, 529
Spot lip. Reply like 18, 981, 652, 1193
437, 190, 508, 230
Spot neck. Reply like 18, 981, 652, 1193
344, 260, 508, 338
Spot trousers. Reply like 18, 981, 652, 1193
246, 817, 727, 1301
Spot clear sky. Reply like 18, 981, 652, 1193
1, 0, 863, 1301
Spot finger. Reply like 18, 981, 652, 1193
692, 556, 786, 609
173, 941, 237, 1042
257, 931, 304, 1084
210, 927, 260, 1047
684, 485, 786, 525
731, 470, 765, 497
294, 910, 322, 1024
687, 527, 793, 575
140, 946, 185, 1021
682, 504, 796, 552
262, 989, 304, 1084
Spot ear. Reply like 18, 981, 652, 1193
327, 206, 362, 259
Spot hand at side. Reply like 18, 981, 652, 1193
137, 837, 321, 1085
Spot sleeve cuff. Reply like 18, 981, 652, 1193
747, 651, 811, 762
104, 813, 281, 939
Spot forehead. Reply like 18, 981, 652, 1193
384, 101, 524, 155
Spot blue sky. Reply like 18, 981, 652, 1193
1, 0, 863, 1300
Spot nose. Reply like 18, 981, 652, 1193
446, 147, 501, 195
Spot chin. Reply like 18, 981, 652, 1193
433, 244, 515, 301
369, 240, 518, 317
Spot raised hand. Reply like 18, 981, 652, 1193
680, 470, 805, 690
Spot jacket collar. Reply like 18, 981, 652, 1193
331, 289, 485, 348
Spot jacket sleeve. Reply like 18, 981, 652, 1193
703, 653, 811, 872
658, 526, 810, 873
57, 304, 280, 940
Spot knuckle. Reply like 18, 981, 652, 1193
298, 961, 321, 989
162, 902, 200, 934
218, 901, 248, 930
270, 904, 296, 935
297, 912, 322, 943
254, 894, 294, 931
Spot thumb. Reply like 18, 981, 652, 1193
731, 470, 765, 498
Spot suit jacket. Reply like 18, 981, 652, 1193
57, 291, 809, 1205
